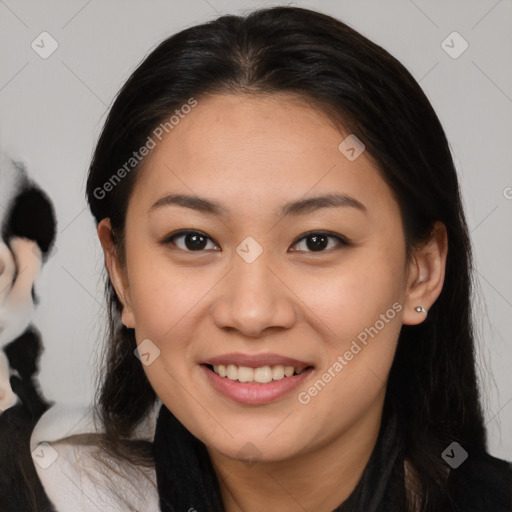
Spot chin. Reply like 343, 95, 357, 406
200, 421, 309, 464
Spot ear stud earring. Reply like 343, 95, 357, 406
415, 306, 427, 314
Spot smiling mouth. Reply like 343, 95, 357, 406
203, 363, 314, 384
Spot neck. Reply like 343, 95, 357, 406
207, 393, 386, 512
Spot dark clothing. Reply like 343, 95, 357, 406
153, 403, 512, 512
1, 397, 511, 511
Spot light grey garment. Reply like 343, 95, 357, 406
29, 399, 162, 512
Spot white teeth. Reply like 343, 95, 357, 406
238, 366, 254, 382
226, 364, 238, 380
272, 365, 285, 380
254, 366, 272, 383
284, 366, 295, 377
211, 363, 308, 383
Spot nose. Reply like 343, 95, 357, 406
210, 249, 297, 338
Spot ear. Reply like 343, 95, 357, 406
402, 221, 448, 326
97, 218, 135, 329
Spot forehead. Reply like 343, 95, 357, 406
131, 92, 397, 219
156, 92, 349, 164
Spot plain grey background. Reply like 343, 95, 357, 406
1, 0, 511, 460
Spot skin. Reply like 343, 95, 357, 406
98, 92, 447, 511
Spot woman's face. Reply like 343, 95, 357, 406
99, 92, 440, 464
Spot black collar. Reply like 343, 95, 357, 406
153, 402, 405, 512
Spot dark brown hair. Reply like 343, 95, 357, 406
81, 5, 487, 511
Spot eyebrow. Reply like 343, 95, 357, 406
148, 192, 367, 217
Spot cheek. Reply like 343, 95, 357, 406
126, 254, 220, 398
122, 259, 192, 396
291, 246, 405, 413
127, 252, 206, 337
294, 249, 406, 348
296, 294, 403, 432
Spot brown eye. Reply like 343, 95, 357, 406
161, 230, 350, 254
290, 231, 350, 253
162, 230, 219, 252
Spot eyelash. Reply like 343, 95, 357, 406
160, 230, 351, 254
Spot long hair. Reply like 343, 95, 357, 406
82, 6, 486, 511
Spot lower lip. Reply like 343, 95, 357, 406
201, 365, 313, 405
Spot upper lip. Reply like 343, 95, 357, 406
203, 352, 313, 368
